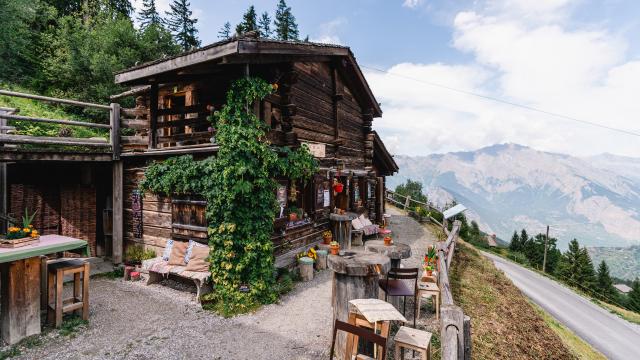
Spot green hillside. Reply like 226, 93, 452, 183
588, 246, 640, 281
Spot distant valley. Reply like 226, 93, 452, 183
389, 144, 640, 252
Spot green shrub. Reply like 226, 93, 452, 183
124, 245, 156, 264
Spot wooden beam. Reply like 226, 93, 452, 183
112, 161, 124, 264
149, 83, 158, 149
114, 41, 238, 84
0, 151, 111, 162
0, 114, 111, 129
0, 134, 109, 147
120, 144, 219, 158
110, 85, 151, 100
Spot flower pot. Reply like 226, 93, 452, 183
0, 236, 40, 248
289, 213, 298, 222
323, 234, 332, 244
330, 245, 340, 255
333, 183, 344, 193
383, 237, 392, 246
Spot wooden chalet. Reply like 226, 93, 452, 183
0, 33, 398, 268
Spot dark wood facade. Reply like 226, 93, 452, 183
113, 35, 398, 267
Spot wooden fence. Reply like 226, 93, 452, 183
385, 189, 444, 227
0, 89, 120, 160
437, 220, 471, 360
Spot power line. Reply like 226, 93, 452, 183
362, 65, 640, 138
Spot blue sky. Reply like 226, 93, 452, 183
136, 0, 640, 157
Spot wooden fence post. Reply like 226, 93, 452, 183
110, 103, 120, 160
463, 315, 472, 360
441, 304, 464, 360
112, 161, 123, 264
404, 195, 411, 209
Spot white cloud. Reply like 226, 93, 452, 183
311, 18, 347, 45
403, 0, 424, 9
369, 0, 640, 158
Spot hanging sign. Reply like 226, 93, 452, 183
131, 190, 143, 239
302, 142, 326, 158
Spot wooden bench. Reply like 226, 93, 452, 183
141, 257, 212, 301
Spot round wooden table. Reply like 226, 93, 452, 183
364, 240, 412, 269
330, 212, 357, 249
328, 250, 390, 360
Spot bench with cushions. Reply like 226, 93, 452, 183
351, 214, 380, 245
142, 239, 212, 301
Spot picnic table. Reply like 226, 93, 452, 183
328, 250, 390, 359
0, 235, 88, 344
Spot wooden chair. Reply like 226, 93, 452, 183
378, 267, 419, 326
47, 259, 90, 328
393, 326, 433, 360
417, 282, 440, 320
330, 320, 387, 360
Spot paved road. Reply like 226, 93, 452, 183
484, 252, 640, 360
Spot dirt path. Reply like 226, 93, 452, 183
14, 207, 438, 360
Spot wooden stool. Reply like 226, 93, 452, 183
47, 259, 90, 328
394, 326, 432, 360
417, 282, 440, 320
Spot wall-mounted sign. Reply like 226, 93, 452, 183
276, 185, 287, 206
131, 190, 143, 239
302, 142, 326, 158
323, 190, 331, 207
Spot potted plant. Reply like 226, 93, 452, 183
1, 209, 40, 248
288, 206, 300, 221
322, 230, 333, 244
383, 236, 392, 246
333, 180, 344, 194
329, 241, 340, 255
425, 245, 437, 264
424, 264, 434, 277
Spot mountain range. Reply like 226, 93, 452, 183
388, 144, 640, 250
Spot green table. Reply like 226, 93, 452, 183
0, 235, 88, 344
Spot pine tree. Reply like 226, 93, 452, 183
627, 278, 640, 312
520, 229, 529, 248
596, 261, 618, 303
558, 239, 596, 290
218, 22, 231, 39
509, 231, 520, 252
274, 0, 299, 40
137, 0, 162, 29
258, 11, 272, 38
236, 5, 257, 35
165, 0, 200, 51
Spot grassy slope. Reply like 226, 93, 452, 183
0, 84, 106, 139
449, 240, 603, 359
529, 301, 606, 360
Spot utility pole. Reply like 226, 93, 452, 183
542, 225, 549, 273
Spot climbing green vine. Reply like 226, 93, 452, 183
139, 77, 317, 315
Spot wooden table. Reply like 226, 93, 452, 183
330, 212, 357, 249
0, 235, 88, 344
365, 240, 412, 269
328, 250, 390, 359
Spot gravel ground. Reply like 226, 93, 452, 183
11, 207, 438, 360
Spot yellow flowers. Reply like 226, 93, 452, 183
271, 83, 279, 91
5, 225, 38, 240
